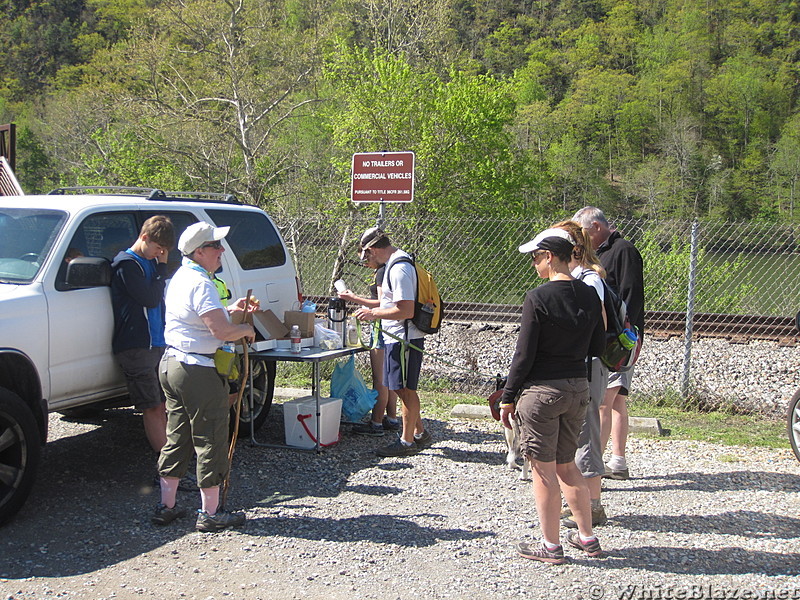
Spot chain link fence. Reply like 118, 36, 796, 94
274, 212, 800, 415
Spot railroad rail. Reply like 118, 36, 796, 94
309, 295, 799, 344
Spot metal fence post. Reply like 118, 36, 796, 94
681, 219, 699, 397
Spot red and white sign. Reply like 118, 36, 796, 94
351, 151, 415, 203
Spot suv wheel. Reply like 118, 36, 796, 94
788, 388, 800, 463
232, 360, 275, 437
0, 387, 41, 526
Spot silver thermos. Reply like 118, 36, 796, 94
327, 296, 347, 345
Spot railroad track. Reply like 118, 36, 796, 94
308, 296, 800, 344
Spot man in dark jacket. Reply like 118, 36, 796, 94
574, 207, 644, 480
111, 215, 175, 452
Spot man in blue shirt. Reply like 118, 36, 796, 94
111, 215, 175, 453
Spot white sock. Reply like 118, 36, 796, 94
544, 540, 561, 550
607, 455, 627, 470
200, 486, 220, 515
159, 476, 179, 508
400, 438, 414, 447
580, 534, 598, 543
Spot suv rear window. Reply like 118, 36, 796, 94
206, 209, 286, 270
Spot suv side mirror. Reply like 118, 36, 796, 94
65, 257, 111, 289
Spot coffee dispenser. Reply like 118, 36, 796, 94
327, 296, 347, 344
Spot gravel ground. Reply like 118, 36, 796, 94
422, 323, 800, 415
1, 406, 799, 600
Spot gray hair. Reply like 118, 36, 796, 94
572, 206, 608, 229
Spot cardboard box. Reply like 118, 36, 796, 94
283, 396, 342, 448
232, 309, 288, 340
283, 310, 316, 338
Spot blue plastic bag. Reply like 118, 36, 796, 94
331, 355, 378, 422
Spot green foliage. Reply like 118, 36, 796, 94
5, 0, 800, 222
639, 229, 755, 312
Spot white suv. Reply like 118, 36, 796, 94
0, 188, 301, 524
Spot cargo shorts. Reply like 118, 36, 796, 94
515, 377, 590, 464
157, 353, 230, 489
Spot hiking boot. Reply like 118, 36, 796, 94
602, 464, 629, 480
515, 541, 565, 564
152, 503, 186, 526
414, 429, 433, 448
352, 422, 384, 437
565, 530, 604, 557
195, 509, 246, 532
381, 417, 401, 431
375, 437, 418, 457
561, 504, 607, 529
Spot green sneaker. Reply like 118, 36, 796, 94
375, 437, 418, 457
561, 504, 607, 528
352, 422, 385, 437
414, 429, 434, 448
195, 509, 246, 532
152, 503, 186, 526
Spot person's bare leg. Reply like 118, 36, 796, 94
143, 403, 167, 452
558, 462, 594, 539
396, 388, 422, 443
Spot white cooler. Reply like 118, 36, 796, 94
282, 396, 342, 449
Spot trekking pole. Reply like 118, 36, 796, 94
221, 289, 253, 509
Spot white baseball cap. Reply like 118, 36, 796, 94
178, 221, 230, 255
518, 227, 575, 254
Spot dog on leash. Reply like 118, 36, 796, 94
488, 386, 529, 480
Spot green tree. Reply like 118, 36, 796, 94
68, 0, 326, 206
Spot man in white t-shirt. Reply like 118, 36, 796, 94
354, 228, 433, 457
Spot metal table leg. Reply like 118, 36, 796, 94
312, 360, 321, 453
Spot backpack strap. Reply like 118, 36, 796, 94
385, 256, 414, 291
384, 255, 415, 341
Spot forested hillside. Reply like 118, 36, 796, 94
2, 0, 799, 222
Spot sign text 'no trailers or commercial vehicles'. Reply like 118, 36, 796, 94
351, 152, 415, 203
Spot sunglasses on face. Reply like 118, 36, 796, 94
201, 240, 223, 250
531, 250, 548, 261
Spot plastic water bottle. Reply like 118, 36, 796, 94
290, 325, 301, 354
619, 328, 638, 350
222, 341, 236, 354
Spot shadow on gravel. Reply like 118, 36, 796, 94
612, 510, 800, 539
618, 470, 800, 493
243, 513, 494, 547
602, 546, 800, 576
0, 409, 188, 580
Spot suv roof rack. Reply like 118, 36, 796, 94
163, 191, 242, 204
48, 186, 168, 199
46, 186, 242, 204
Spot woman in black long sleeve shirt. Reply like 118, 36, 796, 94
500, 227, 606, 564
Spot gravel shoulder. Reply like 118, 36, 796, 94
1, 407, 799, 600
